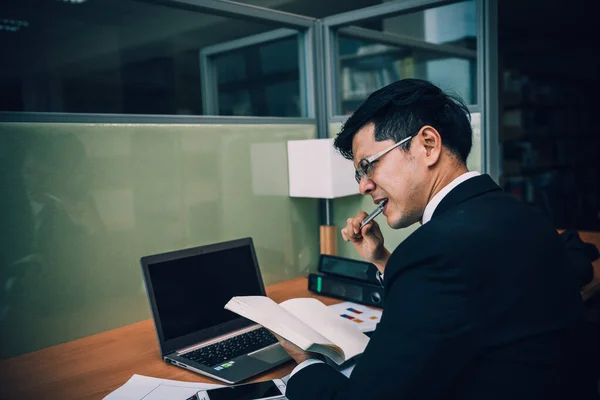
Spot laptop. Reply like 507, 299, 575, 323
140, 237, 291, 384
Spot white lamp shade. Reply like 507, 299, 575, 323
287, 138, 359, 199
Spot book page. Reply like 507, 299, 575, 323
280, 298, 369, 361
224, 296, 334, 351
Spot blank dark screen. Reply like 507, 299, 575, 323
148, 245, 263, 342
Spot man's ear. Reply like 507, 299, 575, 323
418, 125, 442, 167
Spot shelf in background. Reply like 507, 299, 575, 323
503, 163, 598, 178
501, 133, 597, 142
502, 102, 571, 110
339, 48, 410, 63
499, 126, 598, 141
500, 67, 599, 232
339, 48, 458, 69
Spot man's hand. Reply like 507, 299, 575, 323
270, 331, 314, 364
340, 211, 390, 273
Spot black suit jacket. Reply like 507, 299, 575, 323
287, 175, 592, 400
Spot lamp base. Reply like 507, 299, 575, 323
320, 225, 338, 255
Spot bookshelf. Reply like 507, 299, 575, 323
500, 69, 600, 230
334, 28, 477, 115
339, 46, 416, 106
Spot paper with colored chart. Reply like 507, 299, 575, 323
327, 301, 382, 333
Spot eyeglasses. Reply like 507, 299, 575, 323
354, 135, 414, 184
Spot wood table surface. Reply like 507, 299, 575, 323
0, 277, 343, 400
1, 231, 598, 400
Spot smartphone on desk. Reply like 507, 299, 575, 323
189, 379, 287, 400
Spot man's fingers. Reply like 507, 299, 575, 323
361, 221, 371, 235
341, 229, 348, 242
343, 221, 360, 242
343, 212, 374, 243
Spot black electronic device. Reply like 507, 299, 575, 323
140, 238, 290, 384
194, 379, 286, 400
317, 254, 381, 285
308, 273, 384, 308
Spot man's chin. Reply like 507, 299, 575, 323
389, 214, 419, 229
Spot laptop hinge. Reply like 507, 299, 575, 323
177, 324, 261, 355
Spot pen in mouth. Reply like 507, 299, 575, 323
360, 199, 388, 229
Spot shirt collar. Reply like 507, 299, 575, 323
421, 171, 481, 225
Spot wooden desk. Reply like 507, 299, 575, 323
2, 237, 598, 400
0, 277, 342, 400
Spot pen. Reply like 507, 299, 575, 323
359, 199, 388, 230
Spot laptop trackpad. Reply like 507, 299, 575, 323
249, 345, 289, 364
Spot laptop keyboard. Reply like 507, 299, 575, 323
180, 327, 278, 367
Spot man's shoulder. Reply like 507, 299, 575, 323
422, 187, 545, 238
394, 217, 466, 252
385, 192, 550, 287
385, 224, 465, 285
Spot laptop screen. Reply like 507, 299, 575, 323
146, 242, 264, 342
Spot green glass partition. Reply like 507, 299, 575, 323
0, 122, 319, 358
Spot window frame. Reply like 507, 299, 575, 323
0, 0, 497, 179
200, 28, 313, 118
321, 0, 498, 181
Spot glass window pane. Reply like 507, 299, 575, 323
351, 1, 476, 49
335, 1, 477, 115
208, 34, 302, 117
0, 0, 305, 117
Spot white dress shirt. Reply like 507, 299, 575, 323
290, 171, 481, 378
421, 171, 480, 225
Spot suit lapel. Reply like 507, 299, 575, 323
431, 174, 501, 221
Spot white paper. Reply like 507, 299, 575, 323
103, 374, 222, 400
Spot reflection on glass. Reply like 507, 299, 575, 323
1, 133, 110, 340
336, 0, 477, 115
352, 1, 476, 48
0, 0, 296, 116
0, 123, 319, 358
211, 35, 302, 117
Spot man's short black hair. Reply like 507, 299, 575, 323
334, 79, 472, 164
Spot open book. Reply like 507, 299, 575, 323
224, 297, 370, 365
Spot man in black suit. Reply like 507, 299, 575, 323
277, 79, 595, 399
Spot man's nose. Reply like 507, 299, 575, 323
359, 177, 374, 195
